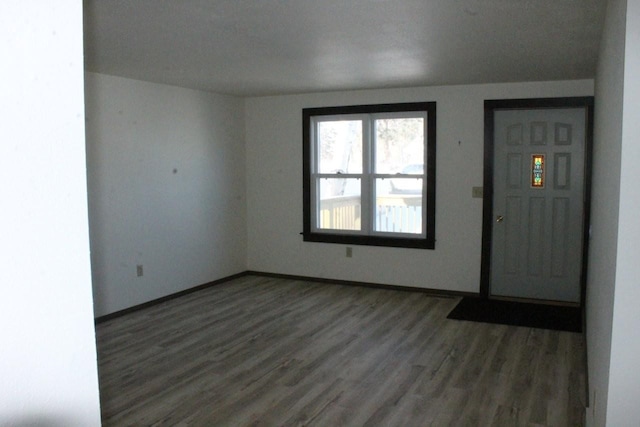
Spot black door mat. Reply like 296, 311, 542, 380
447, 297, 582, 333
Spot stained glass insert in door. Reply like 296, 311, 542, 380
531, 154, 545, 188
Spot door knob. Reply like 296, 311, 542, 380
496, 215, 504, 223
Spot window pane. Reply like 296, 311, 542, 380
375, 179, 422, 234
374, 118, 424, 174
317, 120, 362, 173
389, 174, 423, 194
318, 178, 361, 231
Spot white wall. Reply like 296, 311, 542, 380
606, 0, 640, 424
85, 73, 247, 317
246, 80, 593, 291
586, 0, 627, 424
0, 2, 101, 426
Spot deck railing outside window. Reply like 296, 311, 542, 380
319, 195, 422, 234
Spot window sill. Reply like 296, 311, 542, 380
302, 232, 435, 249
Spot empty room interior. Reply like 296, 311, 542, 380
3, 0, 640, 426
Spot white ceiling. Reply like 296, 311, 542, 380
83, 0, 606, 97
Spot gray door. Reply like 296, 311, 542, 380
490, 107, 586, 303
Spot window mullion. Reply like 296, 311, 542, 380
369, 114, 378, 236
360, 115, 373, 235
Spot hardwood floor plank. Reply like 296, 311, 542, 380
96, 275, 586, 426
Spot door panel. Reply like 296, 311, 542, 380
490, 108, 586, 303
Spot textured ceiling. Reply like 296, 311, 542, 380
83, 0, 606, 97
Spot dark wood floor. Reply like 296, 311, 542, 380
96, 275, 586, 426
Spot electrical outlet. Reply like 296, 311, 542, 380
136, 265, 144, 277
346, 247, 353, 258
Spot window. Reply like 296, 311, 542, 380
303, 102, 436, 249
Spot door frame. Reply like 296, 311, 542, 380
480, 97, 594, 306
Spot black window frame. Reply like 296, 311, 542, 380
302, 102, 436, 249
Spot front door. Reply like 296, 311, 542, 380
483, 98, 593, 303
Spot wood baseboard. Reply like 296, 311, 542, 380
94, 271, 249, 323
246, 270, 476, 299
95, 270, 476, 323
